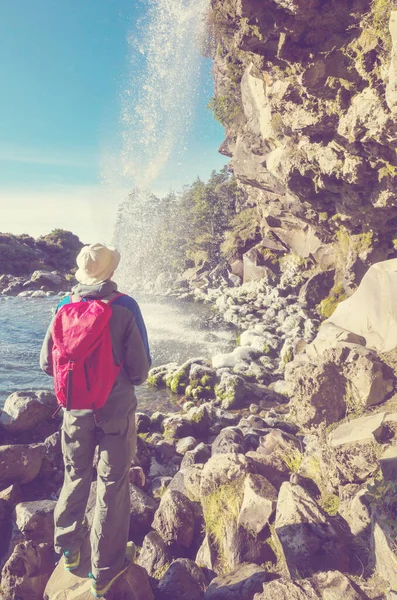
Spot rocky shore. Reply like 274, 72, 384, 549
0, 264, 397, 599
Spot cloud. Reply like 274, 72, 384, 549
0, 184, 129, 244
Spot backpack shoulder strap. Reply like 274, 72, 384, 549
107, 293, 126, 306
69, 294, 82, 303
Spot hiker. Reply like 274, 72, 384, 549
40, 242, 151, 598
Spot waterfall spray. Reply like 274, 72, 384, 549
113, 0, 211, 291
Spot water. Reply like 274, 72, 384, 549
0, 296, 234, 412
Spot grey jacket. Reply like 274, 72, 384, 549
40, 280, 151, 419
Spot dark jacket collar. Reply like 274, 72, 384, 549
72, 280, 118, 299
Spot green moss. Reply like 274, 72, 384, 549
319, 493, 340, 516
200, 374, 213, 387
318, 212, 328, 222
169, 368, 189, 394
319, 284, 348, 319
147, 372, 166, 388
153, 563, 171, 580
282, 349, 293, 364
208, 94, 242, 128
202, 477, 244, 573
263, 343, 270, 355
379, 162, 397, 181
281, 448, 303, 473
258, 247, 279, 266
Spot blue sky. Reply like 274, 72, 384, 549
0, 0, 226, 242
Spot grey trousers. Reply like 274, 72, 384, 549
54, 410, 136, 584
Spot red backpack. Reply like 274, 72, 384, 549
51, 294, 124, 411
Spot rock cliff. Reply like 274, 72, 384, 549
209, 0, 397, 297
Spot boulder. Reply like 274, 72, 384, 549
253, 571, 368, 599
155, 558, 207, 600
298, 270, 335, 307
0, 391, 58, 433
243, 248, 276, 284
338, 484, 370, 536
152, 490, 195, 548
168, 465, 204, 503
214, 373, 247, 410
180, 444, 211, 470
27, 270, 66, 292
1, 541, 54, 600
211, 428, 245, 455
328, 412, 386, 448
204, 563, 268, 600
128, 485, 158, 540
200, 453, 254, 498
14, 500, 56, 545
275, 482, 348, 578
238, 474, 277, 535
136, 413, 152, 434
176, 437, 198, 455
245, 451, 290, 490
285, 354, 347, 427
0, 444, 45, 490
137, 531, 171, 578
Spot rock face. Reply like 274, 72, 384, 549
155, 559, 207, 600
253, 571, 368, 599
209, 0, 397, 295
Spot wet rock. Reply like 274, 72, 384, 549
275, 482, 348, 578
204, 563, 268, 600
2, 541, 54, 600
137, 531, 171, 578
214, 372, 247, 409
128, 485, 158, 541
152, 489, 195, 548
163, 416, 194, 440
0, 444, 45, 490
155, 558, 207, 600
27, 270, 66, 292
0, 391, 58, 433
136, 413, 152, 434
238, 474, 277, 535
0, 496, 12, 562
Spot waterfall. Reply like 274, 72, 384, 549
112, 0, 211, 292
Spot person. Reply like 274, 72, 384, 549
40, 242, 151, 599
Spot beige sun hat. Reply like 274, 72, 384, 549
75, 243, 121, 286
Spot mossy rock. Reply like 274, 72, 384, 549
215, 373, 247, 410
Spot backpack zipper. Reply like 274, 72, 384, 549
66, 361, 74, 411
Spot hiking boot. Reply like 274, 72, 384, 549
89, 560, 129, 598
63, 549, 81, 571
89, 543, 136, 598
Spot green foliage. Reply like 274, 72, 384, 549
319, 493, 340, 516
0, 229, 82, 276
221, 207, 261, 260
281, 448, 303, 473
202, 477, 244, 573
319, 284, 348, 319
208, 95, 242, 127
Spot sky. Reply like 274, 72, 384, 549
0, 0, 226, 243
